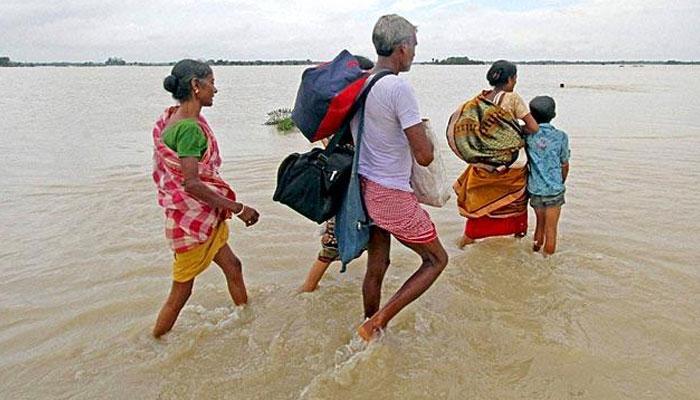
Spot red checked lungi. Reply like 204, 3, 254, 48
361, 177, 437, 244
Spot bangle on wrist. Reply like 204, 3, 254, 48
234, 204, 246, 216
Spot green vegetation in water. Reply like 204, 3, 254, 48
265, 108, 296, 133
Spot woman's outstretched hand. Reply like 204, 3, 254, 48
236, 205, 260, 227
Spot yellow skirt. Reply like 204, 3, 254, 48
172, 222, 229, 282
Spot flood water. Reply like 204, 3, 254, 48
1, 64, 699, 399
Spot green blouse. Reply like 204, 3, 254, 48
162, 119, 208, 159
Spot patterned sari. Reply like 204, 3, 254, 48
447, 93, 528, 239
447, 90, 524, 167
453, 165, 528, 239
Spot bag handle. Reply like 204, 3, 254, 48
323, 70, 395, 156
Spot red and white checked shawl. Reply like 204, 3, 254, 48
152, 107, 236, 253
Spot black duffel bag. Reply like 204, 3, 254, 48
273, 71, 392, 223
273, 142, 353, 223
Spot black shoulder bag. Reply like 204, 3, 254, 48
273, 71, 393, 223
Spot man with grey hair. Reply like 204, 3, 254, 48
353, 14, 448, 341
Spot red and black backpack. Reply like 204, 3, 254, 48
291, 50, 371, 142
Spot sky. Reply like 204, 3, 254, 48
1, 0, 699, 62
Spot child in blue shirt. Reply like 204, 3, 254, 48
525, 96, 570, 255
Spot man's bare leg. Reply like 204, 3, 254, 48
362, 227, 391, 320
358, 237, 448, 341
214, 244, 248, 305
153, 279, 194, 338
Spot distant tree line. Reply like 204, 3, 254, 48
421, 56, 700, 66
0, 56, 316, 67
514, 60, 700, 65
1, 55, 698, 67
423, 56, 485, 65
206, 59, 314, 66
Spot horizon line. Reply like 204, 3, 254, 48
2, 56, 699, 65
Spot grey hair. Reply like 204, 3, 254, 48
372, 14, 417, 57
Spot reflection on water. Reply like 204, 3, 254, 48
1, 65, 699, 399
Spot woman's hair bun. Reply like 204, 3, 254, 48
164, 59, 212, 100
163, 74, 179, 93
486, 60, 517, 86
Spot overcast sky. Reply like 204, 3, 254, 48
1, 0, 698, 62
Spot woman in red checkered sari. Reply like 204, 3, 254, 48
151, 59, 260, 338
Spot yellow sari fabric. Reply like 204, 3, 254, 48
453, 165, 528, 219
172, 222, 229, 282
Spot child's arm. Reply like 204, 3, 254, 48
560, 132, 570, 183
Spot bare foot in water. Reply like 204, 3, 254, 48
457, 235, 475, 249
357, 318, 383, 342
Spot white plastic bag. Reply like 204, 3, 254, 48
410, 118, 451, 207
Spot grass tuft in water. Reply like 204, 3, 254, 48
265, 108, 296, 133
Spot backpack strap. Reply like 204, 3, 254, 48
493, 90, 506, 106
324, 70, 395, 155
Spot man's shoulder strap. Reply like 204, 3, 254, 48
326, 70, 396, 152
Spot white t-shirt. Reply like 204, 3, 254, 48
351, 74, 422, 192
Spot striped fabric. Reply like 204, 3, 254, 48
152, 107, 236, 253
446, 91, 524, 166
361, 177, 437, 244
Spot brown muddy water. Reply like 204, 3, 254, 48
1, 65, 699, 399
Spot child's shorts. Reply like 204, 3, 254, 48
530, 191, 566, 209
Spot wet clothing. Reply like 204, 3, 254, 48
172, 222, 229, 282
454, 165, 528, 239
